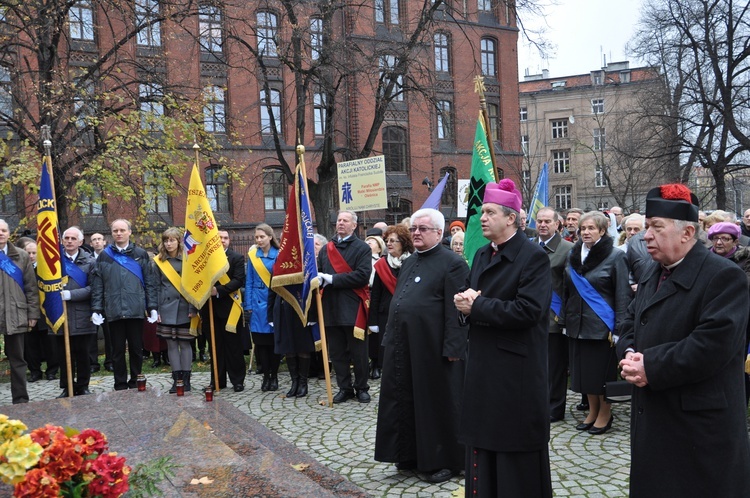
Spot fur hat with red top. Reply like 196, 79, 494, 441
645, 184, 699, 222
483, 179, 522, 213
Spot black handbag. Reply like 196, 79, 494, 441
604, 379, 632, 403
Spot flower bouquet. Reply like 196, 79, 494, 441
0, 414, 130, 497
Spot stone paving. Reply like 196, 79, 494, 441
0, 370, 641, 497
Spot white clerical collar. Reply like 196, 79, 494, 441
416, 240, 441, 253
664, 258, 684, 271
490, 231, 518, 252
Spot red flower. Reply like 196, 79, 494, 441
73, 429, 109, 456
28, 425, 66, 449
13, 468, 60, 498
87, 453, 130, 498
37, 438, 84, 482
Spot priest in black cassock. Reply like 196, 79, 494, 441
455, 179, 553, 497
374, 207, 469, 484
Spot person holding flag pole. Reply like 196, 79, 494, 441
463, 75, 499, 266
270, 144, 333, 407
35, 126, 74, 398
181, 142, 244, 393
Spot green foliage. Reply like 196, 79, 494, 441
127, 455, 180, 498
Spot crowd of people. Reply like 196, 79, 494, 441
1, 181, 749, 496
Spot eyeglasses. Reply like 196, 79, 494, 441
713, 235, 735, 243
386, 238, 401, 244
408, 226, 439, 233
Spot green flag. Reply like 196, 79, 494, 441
464, 113, 495, 266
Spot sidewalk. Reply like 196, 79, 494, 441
1, 372, 634, 497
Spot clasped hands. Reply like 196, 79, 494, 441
619, 351, 648, 387
453, 288, 481, 315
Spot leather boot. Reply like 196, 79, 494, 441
285, 356, 299, 398
151, 354, 161, 368
168, 371, 181, 394
183, 371, 191, 392
268, 372, 279, 391
296, 356, 311, 398
261, 373, 270, 392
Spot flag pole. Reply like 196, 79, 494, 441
297, 144, 334, 407
474, 75, 499, 182
41, 126, 74, 398
193, 141, 221, 393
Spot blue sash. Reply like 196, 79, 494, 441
104, 246, 144, 288
0, 250, 24, 290
550, 290, 562, 317
568, 268, 615, 331
63, 257, 88, 289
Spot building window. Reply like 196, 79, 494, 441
598, 201, 609, 211
379, 55, 404, 102
520, 106, 527, 122
375, 0, 399, 26
203, 85, 225, 133
552, 150, 570, 174
263, 168, 287, 211
313, 91, 326, 136
74, 79, 96, 130
199, 5, 222, 53
310, 17, 323, 61
595, 164, 608, 187
522, 169, 531, 192
620, 71, 631, 83
436, 100, 452, 140
521, 135, 529, 156
257, 11, 278, 57
79, 189, 103, 215
260, 88, 281, 135
554, 185, 572, 211
591, 98, 604, 114
136, 0, 161, 47
434, 33, 450, 73
139, 82, 164, 130
487, 103, 499, 141
478, 0, 493, 12
480, 38, 496, 77
0, 66, 12, 121
382, 126, 407, 173
592, 71, 603, 85
551, 119, 568, 139
206, 165, 230, 213
0, 182, 18, 214
440, 166, 457, 211
70, 1, 95, 41
144, 170, 169, 214
594, 127, 605, 150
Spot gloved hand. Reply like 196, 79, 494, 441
147, 310, 159, 324
307, 322, 317, 326
269, 322, 274, 328
91, 313, 104, 326
318, 273, 332, 287
61, 290, 71, 301
368, 325, 379, 333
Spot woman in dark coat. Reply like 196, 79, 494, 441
562, 211, 630, 435
367, 224, 413, 379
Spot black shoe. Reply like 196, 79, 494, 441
332, 390, 355, 403
356, 390, 371, 403
200, 353, 208, 363
90, 364, 101, 373
576, 402, 589, 411
268, 374, 278, 391
233, 384, 245, 392
588, 416, 614, 435
575, 421, 595, 431
127, 379, 137, 389
28, 372, 43, 383
104, 364, 115, 372
46, 373, 57, 381
395, 460, 417, 471
261, 374, 270, 392
370, 367, 381, 380
151, 357, 161, 368
75, 389, 92, 396
426, 469, 458, 483
56, 390, 72, 399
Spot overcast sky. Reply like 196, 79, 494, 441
517, 0, 646, 80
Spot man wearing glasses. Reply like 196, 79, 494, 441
375, 208, 469, 484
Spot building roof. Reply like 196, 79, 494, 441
519, 62, 659, 94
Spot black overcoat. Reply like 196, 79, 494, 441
458, 230, 552, 452
617, 242, 750, 497
374, 243, 468, 471
317, 236, 372, 327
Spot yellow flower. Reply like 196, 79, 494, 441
0, 435, 43, 484
0, 416, 27, 444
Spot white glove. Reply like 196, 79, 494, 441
91, 313, 104, 326
368, 325, 379, 333
307, 322, 317, 326
269, 322, 274, 328
61, 290, 71, 301
147, 310, 159, 324
318, 273, 332, 287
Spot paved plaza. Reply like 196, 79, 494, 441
0, 370, 641, 497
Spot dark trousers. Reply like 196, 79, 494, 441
327, 325, 369, 392
5, 334, 28, 404
57, 334, 94, 392
368, 330, 385, 369
108, 318, 144, 390
89, 322, 113, 368
548, 333, 569, 420
24, 325, 58, 376
204, 318, 246, 389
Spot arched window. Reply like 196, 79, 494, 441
434, 33, 450, 73
480, 38, 496, 77
440, 166, 457, 211
263, 168, 287, 211
382, 126, 408, 173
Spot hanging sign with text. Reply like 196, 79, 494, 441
336, 155, 387, 211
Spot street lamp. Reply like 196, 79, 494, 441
388, 191, 401, 209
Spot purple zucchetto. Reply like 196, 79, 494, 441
483, 179, 522, 213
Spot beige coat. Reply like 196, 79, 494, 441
0, 243, 40, 335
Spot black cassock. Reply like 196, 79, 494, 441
374, 243, 469, 472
